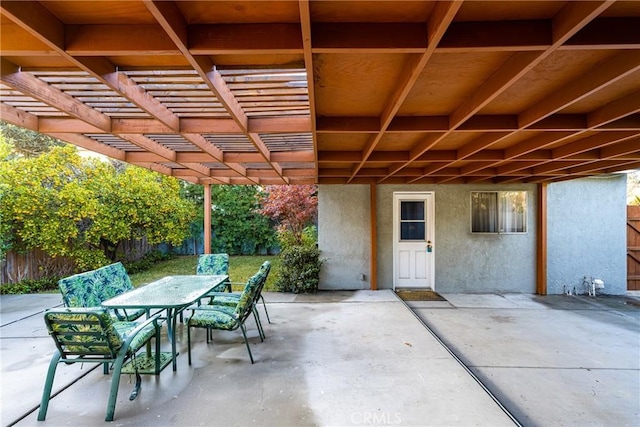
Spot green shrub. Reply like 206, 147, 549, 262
123, 250, 174, 274
277, 226, 317, 252
0, 276, 59, 294
275, 245, 323, 293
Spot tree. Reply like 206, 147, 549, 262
259, 185, 321, 293
258, 184, 318, 245
209, 185, 275, 255
0, 145, 195, 270
0, 121, 64, 157
85, 161, 196, 261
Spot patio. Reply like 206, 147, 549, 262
1, 290, 638, 426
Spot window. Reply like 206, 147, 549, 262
400, 200, 426, 240
471, 191, 527, 234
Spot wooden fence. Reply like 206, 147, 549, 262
627, 205, 640, 291
0, 238, 158, 285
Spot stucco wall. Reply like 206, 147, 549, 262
376, 184, 537, 293
319, 183, 537, 293
318, 185, 371, 290
318, 177, 626, 294
547, 175, 627, 295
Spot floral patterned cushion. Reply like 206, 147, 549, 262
58, 262, 145, 321
189, 261, 270, 330
45, 308, 155, 356
113, 320, 157, 353
188, 307, 238, 330
196, 254, 229, 275
45, 308, 122, 355
196, 253, 230, 292
209, 294, 239, 307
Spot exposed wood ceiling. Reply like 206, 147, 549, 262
1, 1, 639, 185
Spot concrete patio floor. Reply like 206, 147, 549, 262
1, 290, 638, 426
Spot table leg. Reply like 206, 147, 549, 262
159, 308, 180, 371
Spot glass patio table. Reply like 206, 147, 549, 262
102, 275, 228, 371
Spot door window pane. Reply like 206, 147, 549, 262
400, 201, 426, 240
401, 222, 425, 240
401, 201, 424, 220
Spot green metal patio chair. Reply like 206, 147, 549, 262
207, 260, 272, 338
58, 262, 146, 321
187, 261, 270, 364
38, 308, 162, 422
196, 253, 232, 293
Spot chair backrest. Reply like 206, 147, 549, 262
44, 308, 123, 360
196, 253, 229, 275
251, 261, 271, 303
234, 261, 271, 320
58, 262, 134, 308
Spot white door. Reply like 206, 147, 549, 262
393, 192, 435, 289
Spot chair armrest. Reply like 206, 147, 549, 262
207, 291, 237, 298
119, 313, 162, 351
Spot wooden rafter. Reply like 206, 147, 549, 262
143, 0, 284, 184
0, 0, 637, 185
380, 0, 616, 183
348, 1, 463, 182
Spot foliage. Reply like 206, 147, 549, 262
277, 226, 318, 252
180, 183, 205, 254
210, 185, 276, 255
259, 185, 320, 292
0, 254, 281, 294
0, 121, 64, 157
123, 250, 175, 274
0, 133, 12, 161
259, 185, 318, 245
274, 245, 323, 293
0, 276, 59, 295
83, 161, 196, 261
0, 145, 195, 270
1, 251, 175, 294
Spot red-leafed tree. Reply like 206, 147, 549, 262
259, 184, 321, 293
259, 184, 318, 244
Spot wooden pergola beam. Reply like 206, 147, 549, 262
29, 113, 639, 136
144, 0, 287, 183
518, 50, 640, 128
348, 0, 463, 182
379, 0, 614, 183
1, 59, 112, 132
47, 132, 125, 161
33, 116, 311, 134
588, 91, 640, 128
0, 102, 39, 130
299, 0, 319, 182
5, 18, 639, 57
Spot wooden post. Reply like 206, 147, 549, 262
370, 183, 378, 290
536, 182, 547, 295
204, 183, 211, 254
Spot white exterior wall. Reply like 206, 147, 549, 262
547, 175, 627, 295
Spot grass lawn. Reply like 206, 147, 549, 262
129, 255, 281, 291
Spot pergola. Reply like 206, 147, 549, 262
1, 0, 639, 187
